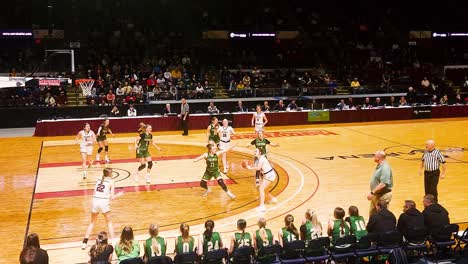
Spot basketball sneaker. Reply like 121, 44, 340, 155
82, 171, 87, 179
81, 238, 88, 250
202, 187, 212, 197
226, 190, 236, 199
104, 155, 110, 163
145, 175, 151, 184
96, 154, 100, 162
256, 205, 266, 212
255, 179, 260, 187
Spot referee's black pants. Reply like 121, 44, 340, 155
424, 169, 440, 203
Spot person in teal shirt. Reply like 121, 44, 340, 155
115, 226, 140, 263
367, 150, 393, 216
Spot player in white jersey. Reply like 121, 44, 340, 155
251, 105, 268, 137
246, 148, 277, 212
81, 168, 123, 250
75, 123, 97, 179
217, 119, 235, 173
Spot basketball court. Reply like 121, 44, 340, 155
1, 118, 467, 263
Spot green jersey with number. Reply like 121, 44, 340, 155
176, 236, 195, 254
281, 227, 298, 243
209, 124, 220, 142
331, 220, 350, 244
205, 153, 219, 174
234, 232, 252, 249
302, 220, 321, 241
138, 133, 152, 151
349, 215, 368, 240
251, 138, 271, 155
202, 232, 222, 253
144, 236, 166, 257
255, 229, 273, 248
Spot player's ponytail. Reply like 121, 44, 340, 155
257, 217, 268, 243
334, 207, 346, 236
149, 224, 160, 256
90, 231, 108, 259
180, 223, 190, 242
285, 214, 299, 238
237, 219, 247, 242
204, 220, 214, 241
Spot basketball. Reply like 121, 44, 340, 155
241, 160, 252, 169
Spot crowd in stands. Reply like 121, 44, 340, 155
22, 194, 466, 264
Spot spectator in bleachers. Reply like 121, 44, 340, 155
124, 93, 136, 105
56, 91, 68, 107
280, 79, 290, 96
106, 90, 115, 105
171, 67, 182, 80
362, 97, 372, 109
336, 99, 348, 110
136, 90, 145, 104
261, 101, 270, 112
287, 100, 298, 110
19, 233, 49, 264
300, 209, 323, 241
88, 231, 113, 264
366, 201, 396, 234
127, 105, 137, 117
235, 100, 246, 112
204, 80, 213, 98
163, 69, 172, 80
143, 224, 167, 261
347, 98, 355, 109
115, 226, 140, 263
328, 207, 350, 244
397, 200, 425, 238
123, 82, 132, 95
279, 214, 299, 246
175, 223, 196, 255
439, 94, 448, 105
236, 81, 245, 96
399, 96, 408, 106
132, 81, 143, 94
110, 105, 120, 117
407, 87, 416, 104
422, 194, 450, 236
242, 74, 251, 88
230, 219, 252, 253
156, 74, 166, 88
454, 93, 463, 104
346, 206, 368, 241
44, 92, 56, 107
163, 104, 173, 115
388, 96, 397, 107
207, 102, 220, 114
195, 83, 204, 99
351, 78, 363, 94
273, 99, 286, 111
115, 85, 125, 100
421, 76, 431, 93
373, 97, 383, 108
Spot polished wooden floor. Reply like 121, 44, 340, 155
1, 118, 467, 263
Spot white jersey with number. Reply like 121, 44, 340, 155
218, 126, 234, 150
79, 130, 95, 154
259, 155, 276, 181
254, 112, 266, 132
92, 178, 112, 213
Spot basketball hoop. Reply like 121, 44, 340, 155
75, 79, 95, 96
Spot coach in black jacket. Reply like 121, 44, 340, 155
422, 194, 450, 236
367, 200, 397, 234
397, 200, 425, 236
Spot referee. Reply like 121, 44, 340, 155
419, 140, 446, 203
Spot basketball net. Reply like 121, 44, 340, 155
76, 79, 95, 96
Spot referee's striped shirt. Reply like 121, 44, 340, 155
421, 149, 446, 171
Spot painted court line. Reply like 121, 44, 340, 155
39, 154, 199, 168
34, 179, 236, 199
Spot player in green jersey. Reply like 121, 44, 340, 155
300, 209, 323, 241
134, 124, 162, 184
206, 117, 220, 144
327, 207, 350, 244
175, 223, 196, 255
278, 214, 299, 247
96, 119, 114, 163
144, 224, 167, 261
253, 217, 276, 263
346, 206, 368, 241
198, 220, 224, 261
230, 219, 252, 254
248, 132, 279, 186
194, 143, 236, 198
